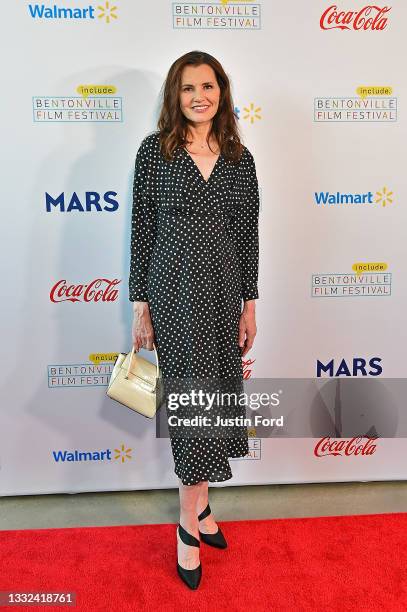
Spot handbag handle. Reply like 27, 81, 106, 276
125, 342, 160, 380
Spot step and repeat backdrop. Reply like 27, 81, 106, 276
1, 1, 407, 496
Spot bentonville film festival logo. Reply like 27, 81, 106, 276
48, 353, 117, 388
314, 85, 397, 122
33, 85, 123, 122
312, 263, 392, 297
172, 0, 261, 29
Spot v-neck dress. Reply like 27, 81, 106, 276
129, 130, 259, 486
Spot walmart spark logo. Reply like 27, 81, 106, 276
375, 186, 393, 207
243, 102, 262, 123
28, 3, 118, 22
114, 443, 132, 463
235, 103, 262, 123
98, 1, 117, 23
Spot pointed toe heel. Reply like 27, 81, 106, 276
176, 524, 202, 590
199, 527, 227, 549
198, 503, 228, 549
177, 562, 202, 590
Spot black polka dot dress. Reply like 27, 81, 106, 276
129, 130, 259, 486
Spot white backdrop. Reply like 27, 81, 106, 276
1, 1, 407, 496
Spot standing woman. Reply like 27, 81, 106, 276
129, 50, 259, 589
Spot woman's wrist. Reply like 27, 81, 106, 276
133, 300, 149, 312
243, 299, 256, 312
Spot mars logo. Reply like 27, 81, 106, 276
320, 5, 391, 31
316, 357, 382, 377
45, 191, 119, 212
50, 278, 120, 303
314, 436, 378, 457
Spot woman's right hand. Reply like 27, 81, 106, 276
132, 301, 155, 351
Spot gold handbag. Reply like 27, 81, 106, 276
106, 343, 162, 418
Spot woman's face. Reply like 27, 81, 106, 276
179, 63, 221, 126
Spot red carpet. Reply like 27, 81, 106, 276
1, 512, 407, 611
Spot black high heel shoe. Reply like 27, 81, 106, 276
176, 524, 202, 590
198, 503, 227, 549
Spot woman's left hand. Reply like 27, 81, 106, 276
238, 300, 257, 358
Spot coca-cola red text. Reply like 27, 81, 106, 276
314, 436, 378, 457
50, 278, 120, 302
242, 358, 255, 379
320, 5, 391, 31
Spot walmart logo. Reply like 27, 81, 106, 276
52, 443, 132, 463
28, 2, 118, 23
314, 186, 393, 207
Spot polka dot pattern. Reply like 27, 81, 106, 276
129, 130, 259, 485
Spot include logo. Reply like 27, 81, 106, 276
316, 357, 382, 378
320, 5, 391, 31
45, 191, 119, 212
28, 2, 118, 23
312, 263, 392, 297
52, 443, 132, 463
314, 436, 378, 457
314, 186, 393, 207
50, 279, 120, 303
172, 0, 261, 30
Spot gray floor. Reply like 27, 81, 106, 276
1, 481, 406, 531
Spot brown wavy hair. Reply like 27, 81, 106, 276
157, 50, 244, 164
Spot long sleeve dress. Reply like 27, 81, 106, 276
129, 130, 259, 486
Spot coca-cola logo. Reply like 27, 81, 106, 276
314, 436, 378, 457
320, 5, 391, 31
243, 357, 255, 379
50, 279, 120, 303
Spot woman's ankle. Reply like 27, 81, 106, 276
194, 481, 209, 515
179, 510, 199, 534
196, 495, 209, 516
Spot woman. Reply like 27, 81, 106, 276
129, 50, 259, 590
